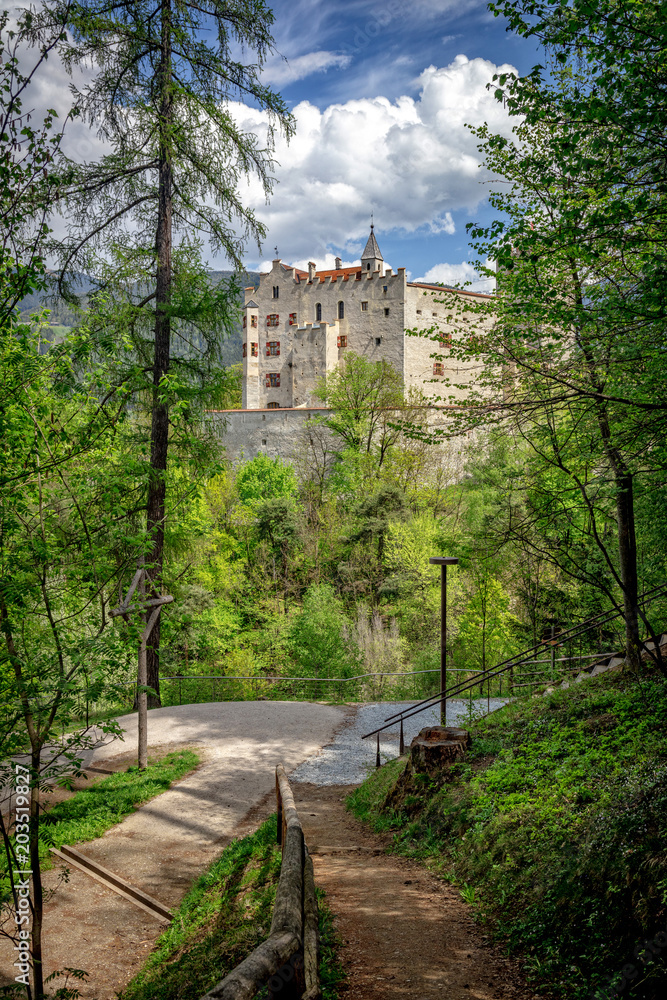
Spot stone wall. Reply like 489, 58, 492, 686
403, 283, 496, 403
211, 406, 335, 464
210, 405, 473, 466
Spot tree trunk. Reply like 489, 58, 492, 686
144, 0, 173, 709
593, 401, 642, 671
614, 469, 642, 671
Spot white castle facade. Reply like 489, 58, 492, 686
241, 227, 493, 410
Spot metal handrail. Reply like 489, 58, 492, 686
160, 669, 441, 682
362, 582, 667, 743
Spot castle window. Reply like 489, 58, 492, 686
416, 309, 422, 315
272, 285, 279, 299
251, 342, 258, 357
366, 263, 371, 271
267, 402, 280, 409
251, 315, 257, 328
289, 312, 297, 326
338, 301, 344, 320
266, 341, 280, 356
337, 335, 347, 348
375, 337, 382, 345
384, 308, 390, 316
439, 332, 452, 348
267, 314, 279, 327
383, 285, 388, 294
243, 315, 247, 328
433, 362, 445, 376
242, 343, 247, 357
266, 372, 280, 387
316, 303, 322, 322
361, 301, 368, 311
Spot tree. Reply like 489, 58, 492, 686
30, 0, 294, 704
0, 9, 69, 335
314, 352, 404, 465
0, 323, 141, 998
424, 10, 667, 673
236, 454, 298, 506
288, 584, 359, 680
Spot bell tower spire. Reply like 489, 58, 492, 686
361, 220, 384, 276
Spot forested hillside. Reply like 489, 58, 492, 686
18, 270, 260, 366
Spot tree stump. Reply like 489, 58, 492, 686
410, 726, 471, 774
384, 726, 472, 814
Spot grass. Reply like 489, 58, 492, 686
347, 671, 667, 1000
120, 815, 345, 1000
40, 749, 200, 860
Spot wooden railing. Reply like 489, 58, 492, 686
200, 764, 320, 1000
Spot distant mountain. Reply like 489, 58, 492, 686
18, 270, 261, 367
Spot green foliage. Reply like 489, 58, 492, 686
349, 675, 667, 998
456, 576, 519, 672
288, 584, 360, 679
314, 352, 404, 465
236, 455, 298, 506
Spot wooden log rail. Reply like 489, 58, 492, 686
199, 764, 320, 1000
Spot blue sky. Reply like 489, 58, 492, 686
239, 0, 541, 284
28, 0, 542, 286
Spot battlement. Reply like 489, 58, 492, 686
240, 227, 485, 414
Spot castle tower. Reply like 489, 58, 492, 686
361, 223, 384, 277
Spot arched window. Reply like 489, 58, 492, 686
316, 302, 322, 322
267, 401, 280, 409
367, 263, 371, 270
338, 301, 344, 320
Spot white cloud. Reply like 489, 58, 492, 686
262, 50, 352, 86
417, 260, 496, 292
232, 54, 517, 265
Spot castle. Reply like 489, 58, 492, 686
241, 226, 493, 410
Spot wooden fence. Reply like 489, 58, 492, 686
199, 764, 320, 1000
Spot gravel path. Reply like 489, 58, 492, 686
291, 698, 508, 785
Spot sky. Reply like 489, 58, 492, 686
23, 0, 543, 287
239, 0, 542, 285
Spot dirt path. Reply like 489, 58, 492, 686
294, 783, 545, 1000
0, 702, 349, 998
